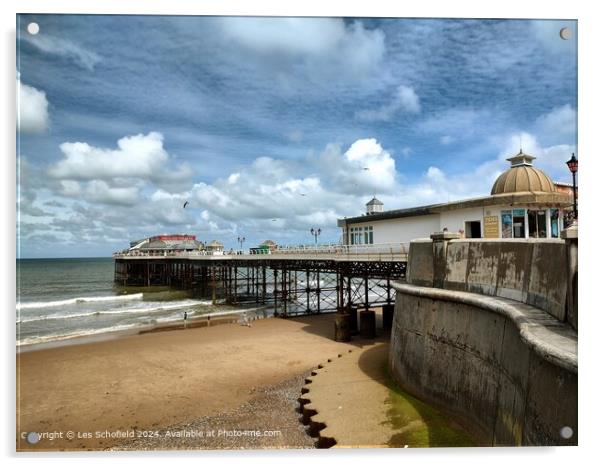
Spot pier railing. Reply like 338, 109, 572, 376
113, 242, 409, 261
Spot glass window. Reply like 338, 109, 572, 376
528, 209, 548, 238
501, 210, 513, 238
512, 209, 526, 238
550, 209, 559, 238
537, 210, 547, 238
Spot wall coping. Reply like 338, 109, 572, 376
411, 238, 566, 244
392, 282, 578, 374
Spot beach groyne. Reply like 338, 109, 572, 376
389, 230, 578, 446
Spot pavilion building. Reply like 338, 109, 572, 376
338, 151, 575, 245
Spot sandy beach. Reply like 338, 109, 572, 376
17, 313, 366, 451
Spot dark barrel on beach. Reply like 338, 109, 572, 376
359, 310, 376, 338
334, 312, 352, 342
382, 304, 395, 330
348, 305, 359, 335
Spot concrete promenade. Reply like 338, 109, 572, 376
299, 341, 476, 448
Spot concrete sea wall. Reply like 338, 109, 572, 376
406, 237, 577, 328
390, 233, 578, 446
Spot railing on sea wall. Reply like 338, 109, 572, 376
112, 242, 409, 259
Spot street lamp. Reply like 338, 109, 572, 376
237, 236, 246, 251
565, 153, 578, 222
310, 228, 321, 245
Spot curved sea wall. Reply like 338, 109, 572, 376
390, 234, 578, 446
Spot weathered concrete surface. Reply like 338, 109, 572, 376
407, 238, 569, 322
562, 225, 578, 330
405, 239, 434, 287
389, 283, 577, 446
299, 342, 477, 448
300, 343, 395, 448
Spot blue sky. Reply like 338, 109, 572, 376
16, 15, 577, 258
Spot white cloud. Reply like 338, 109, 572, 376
440, 135, 454, 145
318, 138, 397, 194
23, 34, 101, 70
534, 104, 576, 141
18, 78, 49, 134
178, 138, 398, 239
217, 17, 385, 78
356, 85, 421, 121
49, 132, 189, 181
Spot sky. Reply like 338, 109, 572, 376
16, 15, 577, 258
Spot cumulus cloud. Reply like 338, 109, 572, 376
356, 85, 421, 121
23, 34, 101, 70
318, 139, 397, 194
59, 179, 139, 206
49, 132, 189, 181
17, 77, 49, 134
46, 132, 193, 209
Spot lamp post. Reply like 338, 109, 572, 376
237, 236, 245, 252
310, 228, 321, 245
565, 153, 578, 223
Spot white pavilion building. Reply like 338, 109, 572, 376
338, 151, 575, 245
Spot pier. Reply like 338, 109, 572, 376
113, 243, 408, 316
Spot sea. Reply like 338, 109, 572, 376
16, 257, 266, 348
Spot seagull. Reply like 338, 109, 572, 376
183, 201, 189, 209
300, 193, 306, 196
271, 219, 277, 222
362, 167, 370, 171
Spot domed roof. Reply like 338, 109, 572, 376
491, 151, 556, 195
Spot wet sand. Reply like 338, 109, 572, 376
17, 313, 363, 451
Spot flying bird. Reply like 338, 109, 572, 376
183, 201, 189, 209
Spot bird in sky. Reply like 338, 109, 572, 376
183, 201, 189, 209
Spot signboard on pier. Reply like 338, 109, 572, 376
484, 216, 500, 238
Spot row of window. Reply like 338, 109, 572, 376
348, 208, 567, 243
349, 226, 374, 245
501, 208, 560, 238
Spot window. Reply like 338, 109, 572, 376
550, 209, 559, 238
349, 226, 373, 245
512, 209, 526, 238
528, 209, 547, 238
501, 210, 513, 238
